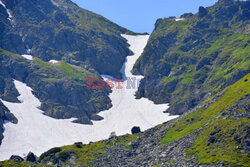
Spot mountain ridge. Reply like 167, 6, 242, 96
132, 0, 249, 115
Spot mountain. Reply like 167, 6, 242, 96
0, 0, 249, 166
132, 0, 249, 115
0, 0, 138, 78
0, 0, 142, 143
1, 74, 249, 166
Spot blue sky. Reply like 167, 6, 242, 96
72, 0, 218, 33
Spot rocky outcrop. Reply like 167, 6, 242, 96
0, 48, 113, 144
198, 6, 208, 18
0, 101, 17, 145
26, 152, 37, 163
133, 0, 250, 115
0, 50, 112, 124
9, 155, 24, 162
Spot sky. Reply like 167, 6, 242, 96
72, 0, 218, 33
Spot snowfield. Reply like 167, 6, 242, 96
0, 35, 178, 160
49, 60, 59, 64
21, 55, 33, 61
175, 18, 185, 21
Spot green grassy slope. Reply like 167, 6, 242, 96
161, 73, 250, 166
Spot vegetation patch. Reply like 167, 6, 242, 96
38, 134, 137, 166
161, 74, 250, 144
161, 74, 250, 165
186, 118, 249, 166
32, 58, 94, 83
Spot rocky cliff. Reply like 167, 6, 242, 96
0, 0, 137, 78
0, 49, 112, 126
132, 0, 250, 115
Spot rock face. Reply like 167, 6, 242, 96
198, 6, 208, 18
132, 0, 250, 115
9, 155, 24, 162
0, 0, 136, 78
26, 152, 36, 162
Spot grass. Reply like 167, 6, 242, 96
160, 73, 250, 165
181, 69, 196, 85
161, 73, 250, 144
3, 134, 137, 166
152, 18, 191, 40
39, 134, 137, 166
0, 161, 52, 167
32, 58, 94, 83
186, 118, 249, 166
159, 76, 176, 85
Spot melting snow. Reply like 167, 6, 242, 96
49, 60, 59, 64
21, 55, 33, 61
0, 35, 178, 160
0, 0, 13, 21
175, 18, 185, 21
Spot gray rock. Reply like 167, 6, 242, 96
26, 152, 37, 162
9, 155, 24, 162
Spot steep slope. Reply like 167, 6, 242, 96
0, 49, 111, 124
0, 101, 17, 145
2, 73, 249, 166
0, 48, 113, 147
0, 35, 177, 160
0, 0, 136, 78
0, 0, 141, 141
132, 0, 250, 115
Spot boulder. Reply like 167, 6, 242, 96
26, 152, 37, 162
131, 126, 141, 134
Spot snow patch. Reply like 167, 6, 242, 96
0, 0, 13, 21
0, 35, 178, 160
49, 60, 59, 64
21, 55, 33, 61
175, 18, 185, 21
51, 0, 59, 7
